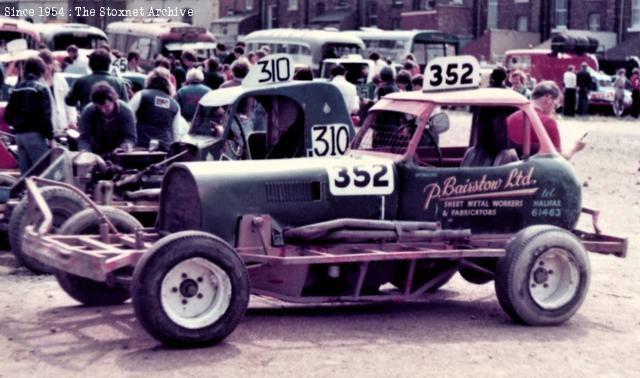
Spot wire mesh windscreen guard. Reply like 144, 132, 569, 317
353, 111, 419, 154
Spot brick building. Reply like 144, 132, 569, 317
212, 1, 638, 58
1, 0, 635, 63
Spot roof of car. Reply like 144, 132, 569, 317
380, 88, 530, 106
32, 23, 107, 38
199, 81, 341, 107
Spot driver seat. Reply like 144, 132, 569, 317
461, 109, 519, 167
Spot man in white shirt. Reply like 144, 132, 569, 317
563, 65, 577, 116
330, 64, 360, 115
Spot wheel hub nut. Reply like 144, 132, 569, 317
533, 267, 549, 284
179, 279, 199, 298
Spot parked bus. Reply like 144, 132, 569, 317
107, 19, 216, 71
0, 16, 40, 50
345, 29, 459, 69
504, 49, 598, 90
243, 29, 365, 75
32, 23, 107, 51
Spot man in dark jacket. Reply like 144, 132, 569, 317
77, 82, 136, 155
172, 49, 197, 89
4, 57, 53, 173
223, 45, 244, 66
376, 66, 399, 99
204, 57, 225, 90
576, 62, 593, 116
65, 48, 129, 111
128, 68, 180, 151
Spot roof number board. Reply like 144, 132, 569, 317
309, 124, 350, 157
243, 54, 293, 87
423, 55, 480, 92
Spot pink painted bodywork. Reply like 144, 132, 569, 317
368, 88, 557, 157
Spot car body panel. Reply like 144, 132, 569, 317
159, 155, 399, 245
183, 80, 355, 161
158, 87, 582, 244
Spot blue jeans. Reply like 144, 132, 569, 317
15, 132, 49, 175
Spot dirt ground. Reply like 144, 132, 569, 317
0, 114, 638, 377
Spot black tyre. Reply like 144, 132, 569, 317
131, 231, 250, 347
55, 207, 143, 306
494, 225, 590, 326
9, 186, 87, 274
0, 173, 17, 187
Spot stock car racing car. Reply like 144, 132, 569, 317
5, 54, 355, 274
20, 56, 626, 347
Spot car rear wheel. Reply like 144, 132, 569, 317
55, 207, 142, 306
494, 225, 590, 325
131, 231, 250, 347
9, 186, 86, 274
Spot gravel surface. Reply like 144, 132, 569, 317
0, 114, 638, 377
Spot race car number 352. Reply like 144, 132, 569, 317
327, 161, 395, 196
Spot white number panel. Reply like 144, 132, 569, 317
424, 55, 480, 92
243, 54, 294, 87
327, 161, 395, 196
309, 124, 350, 157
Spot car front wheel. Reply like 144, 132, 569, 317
131, 231, 250, 347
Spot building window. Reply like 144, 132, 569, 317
316, 2, 325, 16
246, 0, 253, 11
337, 0, 349, 8
517, 15, 528, 32
451, 0, 463, 4
414, 0, 436, 10
393, 0, 404, 7
633, 0, 640, 28
556, 0, 568, 28
588, 13, 601, 31
268, 4, 279, 28
368, 1, 378, 26
487, 0, 498, 29
288, 0, 298, 11
392, 18, 401, 29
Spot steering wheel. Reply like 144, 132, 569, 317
224, 115, 248, 159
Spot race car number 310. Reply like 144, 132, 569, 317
327, 161, 395, 196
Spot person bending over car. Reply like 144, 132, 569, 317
506, 81, 585, 160
77, 82, 137, 155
